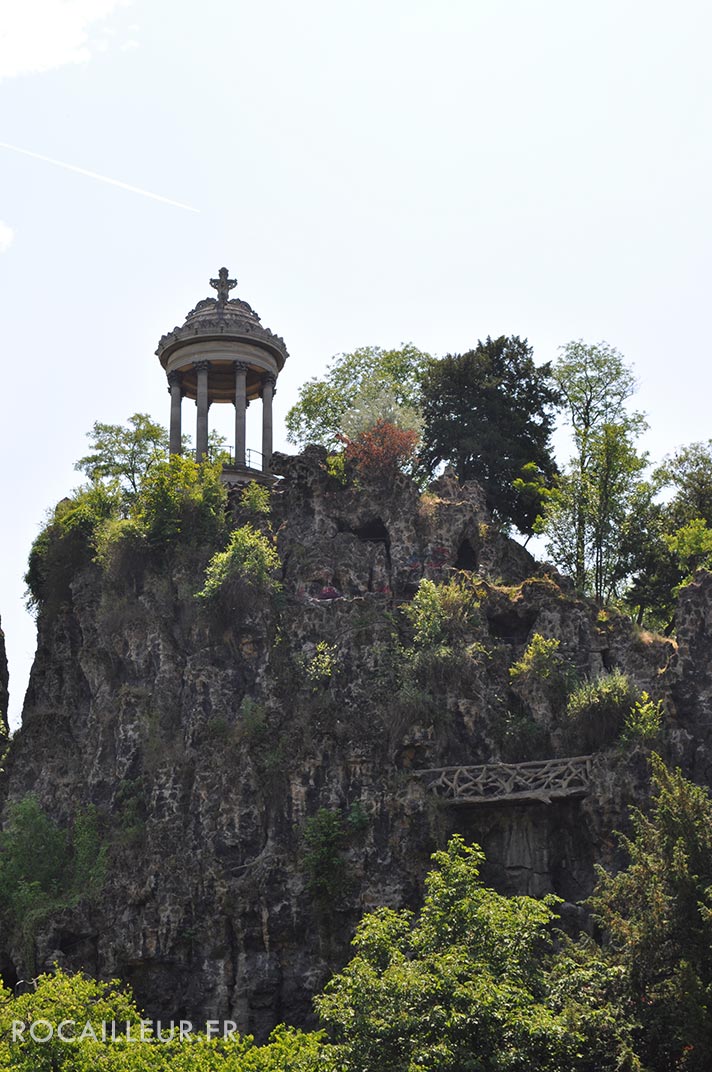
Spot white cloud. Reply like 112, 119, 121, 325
0, 1, 131, 80
0, 221, 15, 252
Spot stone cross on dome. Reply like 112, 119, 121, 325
210, 266, 237, 306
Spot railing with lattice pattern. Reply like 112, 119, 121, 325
414, 755, 594, 805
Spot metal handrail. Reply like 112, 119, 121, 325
221, 446, 264, 470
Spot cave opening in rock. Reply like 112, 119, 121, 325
352, 517, 390, 546
455, 538, 478, 571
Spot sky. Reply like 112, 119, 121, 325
1, 0, 711, 730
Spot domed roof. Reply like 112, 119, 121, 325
156, 267, 289, 370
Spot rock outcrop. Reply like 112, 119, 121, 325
0, 616, 7, 737
0, 450, 705, 1037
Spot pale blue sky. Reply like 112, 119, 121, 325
1, 0, 711, 728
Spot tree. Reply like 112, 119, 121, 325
75, 412, 169, 507
656, 440, 712, 530
539, 341, 647, 600
286, 344, 430, 449
419, 336, 559, 533
316, 835, 593, 1071
340, 420, 419, 482
622, 443, 712, 629
591, 756, 712, 1071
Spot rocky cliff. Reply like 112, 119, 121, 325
0, 617, 7, 738
0, 448, 708, 1037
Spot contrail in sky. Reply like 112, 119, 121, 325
0, 140, 199, 212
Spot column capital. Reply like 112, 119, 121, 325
167, 371, 183, 393
194, 360, 211, 373
261, 372, 277, 397
234, 361, 250, 374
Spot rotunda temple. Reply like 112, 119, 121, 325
156, 267, 288, 484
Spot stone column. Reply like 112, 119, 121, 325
261, 374, 276, 471
195, 361, 210, 461
234, 362, 248, 467
168, 372, 183, 455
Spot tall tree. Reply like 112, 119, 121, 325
419, 336, 559, 533
286, 343, 429, 449
591, 756, 712, 1071
540, 341, 647, 600
75, 412, 169, 506
316, 835, 587, 1071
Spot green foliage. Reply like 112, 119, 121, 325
197, 524, 281, 600
388, 578, 485, 718
0, 967, 323, 1071
316, 835, 586, 1071
27, 450, 228, 609
655, 439, 712, 529
419, 336, 559, 533
93, 516, 146, 568
591, 755, 712, 1070
565, 670, 637, 750
664, 518, 712, 586
509, 633, 574, 713
540, 340, 648, 602
239, 481, 271, 516
305, 641, 338, 688
622, 691, 664, 743
324, 451, 349, 486
75, 412, 169, 507
509, 632, 562, 682
403, 577, 480, 649
25, 482, 122, 608
622, 444, 712, 629
0, 798, 107, 969
137, 455, 227, 549
286, 343, 430, 449
302, 808, 352, 905
238, 696, 268, 740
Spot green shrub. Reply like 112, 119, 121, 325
25, 483, 122, 608
303, 808, 348, 903
325, 451, 349, 485
306, 641, 338, 688
509, 633, 574, 709
622, 691, 664, 743
510, 633, 562, 682
197, 524, 282, 600
240, 480, 271, 516
566, 670, 636, 751
239, 696, 268, 740
0, 967, 323, 1070
302, 805, 369, 908
136, 455, 227, 548
93, 516, 146, 568
403, 577, 480, 648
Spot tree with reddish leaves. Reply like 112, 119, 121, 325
339, 420, 419, 481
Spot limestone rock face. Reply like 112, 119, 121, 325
0, 616, 8, 736
0, 452, 698, 1036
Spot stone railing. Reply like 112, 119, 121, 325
414, 755, 594, 805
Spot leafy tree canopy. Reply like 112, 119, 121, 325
285, 344, 430, 449
75, 413, 169, 507
419, 336, 559, 533
316, 835, 587, 1071
622, 442, 712, 629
